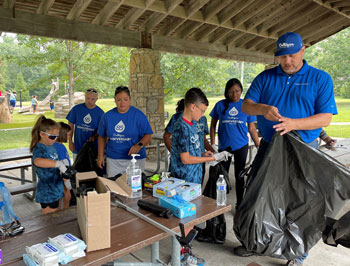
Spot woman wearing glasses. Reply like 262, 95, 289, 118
209, 78, 260, 207
30, 115, 68, 214
97, 86, 153, 177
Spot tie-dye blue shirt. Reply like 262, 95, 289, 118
33, 142, 64, 203
169, 118, 202, 184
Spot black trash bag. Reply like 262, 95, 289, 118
234, 132, 350, 260
73, 141, 104, 177
323, 211, 350, 248
196, 162, 231, 244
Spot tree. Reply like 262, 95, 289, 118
14, 72, 29, 100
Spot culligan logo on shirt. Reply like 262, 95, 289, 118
115, 120, 125, 133
83, 113, 92, 124
229, 107, 238, 116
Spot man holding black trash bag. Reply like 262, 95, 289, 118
235, 32, 338, 265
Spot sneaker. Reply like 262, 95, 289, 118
286, 259, 303, 266
233, 245, 254, 257
181, 253, 205, 266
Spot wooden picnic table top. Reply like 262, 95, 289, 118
0, 193, 231, 266
0, 147, 32, 163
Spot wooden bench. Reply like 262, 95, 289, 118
8, 182, 37, 195
0, 161, 33, 184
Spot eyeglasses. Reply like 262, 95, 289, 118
40, 131, 59, 140
195, 104, 206, 114
86, 88, 98, 94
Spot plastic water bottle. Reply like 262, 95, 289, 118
216, 175, 227, 206
126, 154, 142, 198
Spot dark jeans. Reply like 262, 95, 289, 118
220, 144, 248, 206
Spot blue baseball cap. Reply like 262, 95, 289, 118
275, 32, 303, 56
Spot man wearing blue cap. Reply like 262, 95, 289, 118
234, 32, 338, 265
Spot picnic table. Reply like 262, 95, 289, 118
0, 147, 37, 197
0, 193, 231, 266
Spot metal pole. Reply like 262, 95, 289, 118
19, 90, 22, 108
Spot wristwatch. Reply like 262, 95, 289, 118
137, 142, 143, 147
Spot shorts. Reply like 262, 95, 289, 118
10, 100, 16, 108
32, 104, 37, 111
40, 200, 59, 209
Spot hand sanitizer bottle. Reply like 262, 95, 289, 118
126, 154, 142, 198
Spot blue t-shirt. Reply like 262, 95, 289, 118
53, 142, 71, 166
97, 106, 153, 160
244, 60, 337, 143
66, 103, 104, 154
32, 143, 64, 203
165, 112, 209, 152
169, 118, 202, 184
210, 99, 256, 151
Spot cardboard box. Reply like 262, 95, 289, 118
153, 178, 185, 198
174, 182, 201, 202
76, 172, 132, 252
159, 196, 196, 218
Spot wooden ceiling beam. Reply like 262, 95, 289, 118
275, 7, 329, 37
66, 0, 92, 20
140, 0, 182, 32
158, 16, 184, 36
303, 17, 349, 44
230, 0, 271, 28
234, 34, 257, 48
222, 31, 243, 45
217, 0, 255, 24
178, 21, 203, 39
92, 0, 123, 25
245, 0, 292, 31
3, 0, 15, 9
310, 0, 350, 19
121, 0, 156, 29
0, 6, 141, 48
202, 0, 232, 21
258, 0, 311, 35
246, 36, 268, 50
208, 28, 232, 43
332, 1, 350, 8
268, 4, 324, 36
186, 0, 210, 18
193, 24, 216, 41
152, 34, 274, 64
36, 0, 55, 15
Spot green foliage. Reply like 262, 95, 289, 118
14, 72, 29, 100
304, 28, 350, 97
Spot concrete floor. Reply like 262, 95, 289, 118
2, 149, 350, 266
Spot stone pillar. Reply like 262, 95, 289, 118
129, 49, 164, 134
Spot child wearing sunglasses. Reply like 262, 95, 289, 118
30, 115, 68, 214
53, 122, 72, 209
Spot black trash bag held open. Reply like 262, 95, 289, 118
196, 162, 231, 244
234, 132, 350, 260
323, 210, 350, 248
73, 141, 104, 176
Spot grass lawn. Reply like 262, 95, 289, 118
0, 96, 349, 150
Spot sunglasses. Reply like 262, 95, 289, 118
40, 131, 59, 140
115, 86, 130, 94
86, 88, 98, 94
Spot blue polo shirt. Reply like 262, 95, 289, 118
165, 112, 209, 152
244, 60, 337, 143
97, 106, 153, 160
66, 103, 104, 154
210, 99, 256, 151
169, 118, 202, 184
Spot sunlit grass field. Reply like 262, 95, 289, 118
0, 96, 349, 150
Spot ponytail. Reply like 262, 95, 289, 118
30, 115, 60, 152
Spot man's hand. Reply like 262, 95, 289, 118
128, 144, 142, 155
213, 151, 231, 162
273, 117, 297, 135
202, 151, 214, 157
97, 155, 105, 169
324, 136, 336, 147
263, 105, 282, 122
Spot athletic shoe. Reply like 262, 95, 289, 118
181, 253, 205, 266
233, 245, 254, 257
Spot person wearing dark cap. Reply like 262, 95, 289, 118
66, 88, 104, 160
97, 86, 153, 177
234, 32, 338, 265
